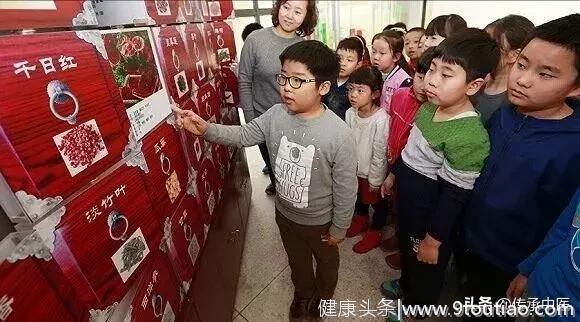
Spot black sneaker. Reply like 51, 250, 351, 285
307, 296, 323, 321
262, 165, 271, 175
289, 294, 310, 320
265, 183, 276, 196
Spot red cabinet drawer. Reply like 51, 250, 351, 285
37, 163, 162, 318
152, 25, 195, 108
101, 28, 172, 142
184, 24, 211, 88
0, 31, 129, 223
0, 0, 97, 31
163, 195, 206, 291
220, 65, 240, 110
202, 22, 220, 75
213, 20, 237, 67
190, 153, 221, 223
127, 251, 182, 322
0, 232, 74, 322
192, 82, 221, 124
140, 121, 190, 220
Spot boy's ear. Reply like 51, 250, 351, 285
466, 77, 486, 96
356, 61, 363, 69
318, 81, 332, 96
567, 83, 580, 98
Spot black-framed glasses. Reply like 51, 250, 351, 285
276, 74, 317, 89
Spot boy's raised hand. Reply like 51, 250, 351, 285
172, 105, 209, 136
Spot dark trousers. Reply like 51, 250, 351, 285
395, 162, 452, 308
275, 210, 339, 299
354, 197, 388, 231
462, 252, 516, 322
258, 143, 276, 186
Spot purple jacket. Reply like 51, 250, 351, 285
379, 65, 412, 115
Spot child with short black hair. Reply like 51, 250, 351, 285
382, 29, 499, 316
464, 15, 580, 318
404, 27, 426, 74
371, 30, 412, 115
379, 48, 436, 271
476, 15, 534, 122
324, 36, 368, 120
343, 66, 389, 253
424, 14, 467, 49
173, 40, 358, 321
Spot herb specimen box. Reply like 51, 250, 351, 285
162, 195, 205, 290
0, 31, 128, 224
219, 65, 240, 113
92, 0, 180, 27
190, 148, 223, 221
0, 0, 97, 31
122, 251, 182, 322
102, 28, 172, 142
0, 231, 74, 322
184, 23, 211, 89
202, 22, 220, 76
139, 121, 191, 220
37, 163, 162, 319
192, 82, 222, 124
152, 25, 194, 109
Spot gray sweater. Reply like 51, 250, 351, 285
205, 104, 358, 239
238, 27, 302, 122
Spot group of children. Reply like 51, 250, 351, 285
173, 4, 580, 320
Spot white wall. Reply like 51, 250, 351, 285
426, 1, 580, 28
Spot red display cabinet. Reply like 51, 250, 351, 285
101, 27, 172, 142
184, 23, 211, 89
0, 31, 129, 224
0, 231, 74, 322
35, 163, 162, 319
162, 195, 206, 292
213, 20, 237, 67
0, 0, 97, 31
140, 121, 190, 220
93, 0, 181, 27
152, 25, 195, 109
126, 251, 182, 322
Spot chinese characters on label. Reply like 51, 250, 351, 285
14, 55, 77, 79
85, 185, 127, 223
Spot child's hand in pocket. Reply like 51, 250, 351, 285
321, 233, 343, 247
417, 233, 441, 265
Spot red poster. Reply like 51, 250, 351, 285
0, 0, 97, 31
152, 25, 195, 108
127, 251, 182, 322
0, 232, 74, 322
39, 164, 162, 316
163, 195, 205, 289
0, 31, 128, 223
140, 121, 190, 219
184, 24, 210, 88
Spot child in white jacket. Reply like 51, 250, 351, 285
345, 66, 389, 253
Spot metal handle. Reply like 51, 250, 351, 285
152, 294, 164, 317
47, 80, 79, 125
183, 224, 193, 241
226, 229, 240, 244
160, 153, 171, 175
107, 211, 129, 241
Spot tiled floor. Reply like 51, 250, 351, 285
233, 145, 401, 321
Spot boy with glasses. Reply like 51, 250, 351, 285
173, 40, 357, 321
